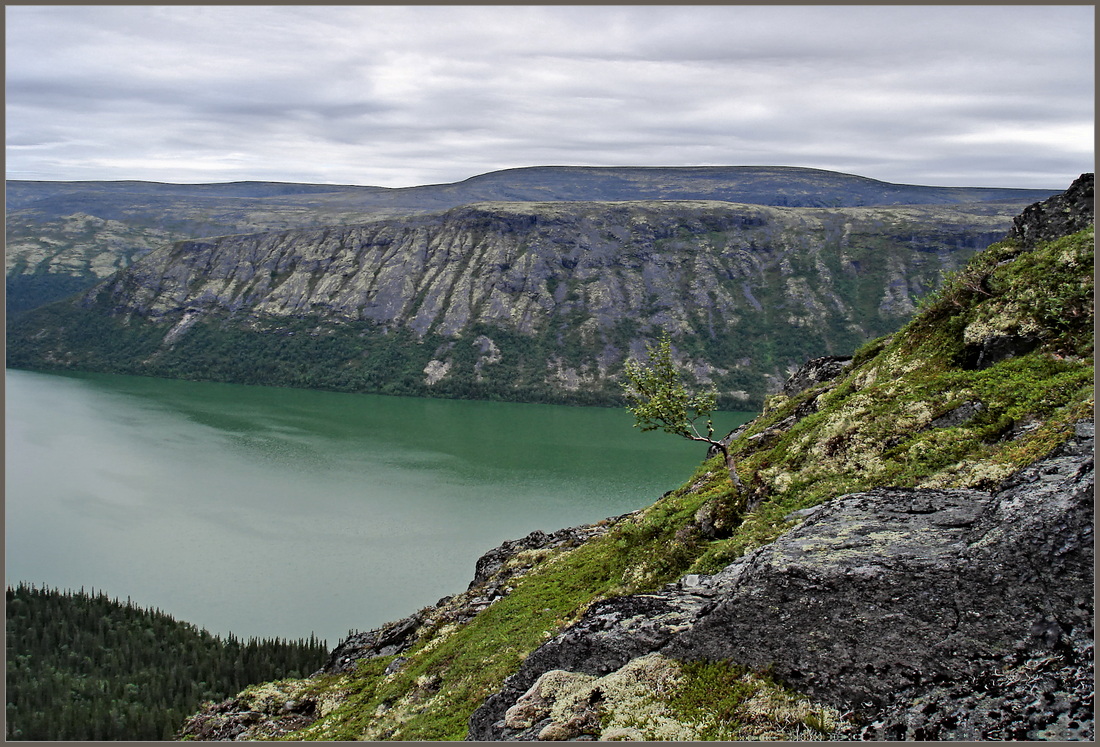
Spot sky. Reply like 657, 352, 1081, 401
5, 4, 1094, 189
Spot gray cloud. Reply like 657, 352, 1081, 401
5, 5, 1093, 188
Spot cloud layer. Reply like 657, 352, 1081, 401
5, 5, 1094, 188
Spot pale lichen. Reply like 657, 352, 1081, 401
916, 459, 1017, 490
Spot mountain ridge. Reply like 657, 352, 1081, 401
8, 165, 1062, 211
8, 197, 1027, 407
4, 165, 1061, 319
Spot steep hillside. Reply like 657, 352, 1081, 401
178, 175, 1092, 741
8, 199, 1028, 407
5, 167, 1056, 315
4, 183, 404, 315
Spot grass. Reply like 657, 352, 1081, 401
667, 660, 845, 740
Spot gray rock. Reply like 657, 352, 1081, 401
468, 422, 1094, 740
960, 333, 1042, 371
322, 611, 425, 674
780, 355, 854, 396
929, 400, 986, 429
1009, 173, 1094, 248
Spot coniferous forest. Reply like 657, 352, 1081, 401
5, 583, 331, 740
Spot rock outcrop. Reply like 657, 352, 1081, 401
780, 354, 853, 396
469, 422, 1094, 741
1010, 172, 1094, 248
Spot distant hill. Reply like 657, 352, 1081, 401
423, 165, 1061, 207
8, 166, 1061, 216
5, 166, 1059, 316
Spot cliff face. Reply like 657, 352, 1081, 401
9, 198, 1027, 406
9, 167, 1055, 317
177, 175, 1093, 741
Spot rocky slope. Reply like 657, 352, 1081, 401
469, 422, 1094, 741
8, 195, 1037, 407
176, 174, 1092, 740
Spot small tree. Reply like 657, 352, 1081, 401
621, 333, 744, 490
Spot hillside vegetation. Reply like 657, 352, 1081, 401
178, 176, 1093, 740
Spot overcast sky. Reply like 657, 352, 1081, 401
5, 4, 1094, 189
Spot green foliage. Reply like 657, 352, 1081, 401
6, 308, 625, 408
5, 272, 98, 318
622, 332, 718, 441
5, 583, 329, 741
667, 660, 757, 736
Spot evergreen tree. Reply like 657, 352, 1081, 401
5, 583, 330, 740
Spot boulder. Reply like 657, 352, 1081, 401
1009, 173, 1094, 248
780, 355, 853, 396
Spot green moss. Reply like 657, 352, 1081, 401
666, 660, 845, 740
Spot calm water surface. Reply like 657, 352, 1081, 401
5, 368, 753, 646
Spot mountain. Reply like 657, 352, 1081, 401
7, 166, 1061, 218
418, 165, 1063, 206
5, 166, 1058, 315
6, 193, 1047, 408
178, 174, 1093, 740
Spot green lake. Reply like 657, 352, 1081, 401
5, 368, 753, 647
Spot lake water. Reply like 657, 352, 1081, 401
5, 368, 753, 646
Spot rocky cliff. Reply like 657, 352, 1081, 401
9, 167, 1055, 317
177, 174, 1093, 740
8, 195, 1035, 407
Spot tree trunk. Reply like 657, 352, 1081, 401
719, 444, 744, 491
